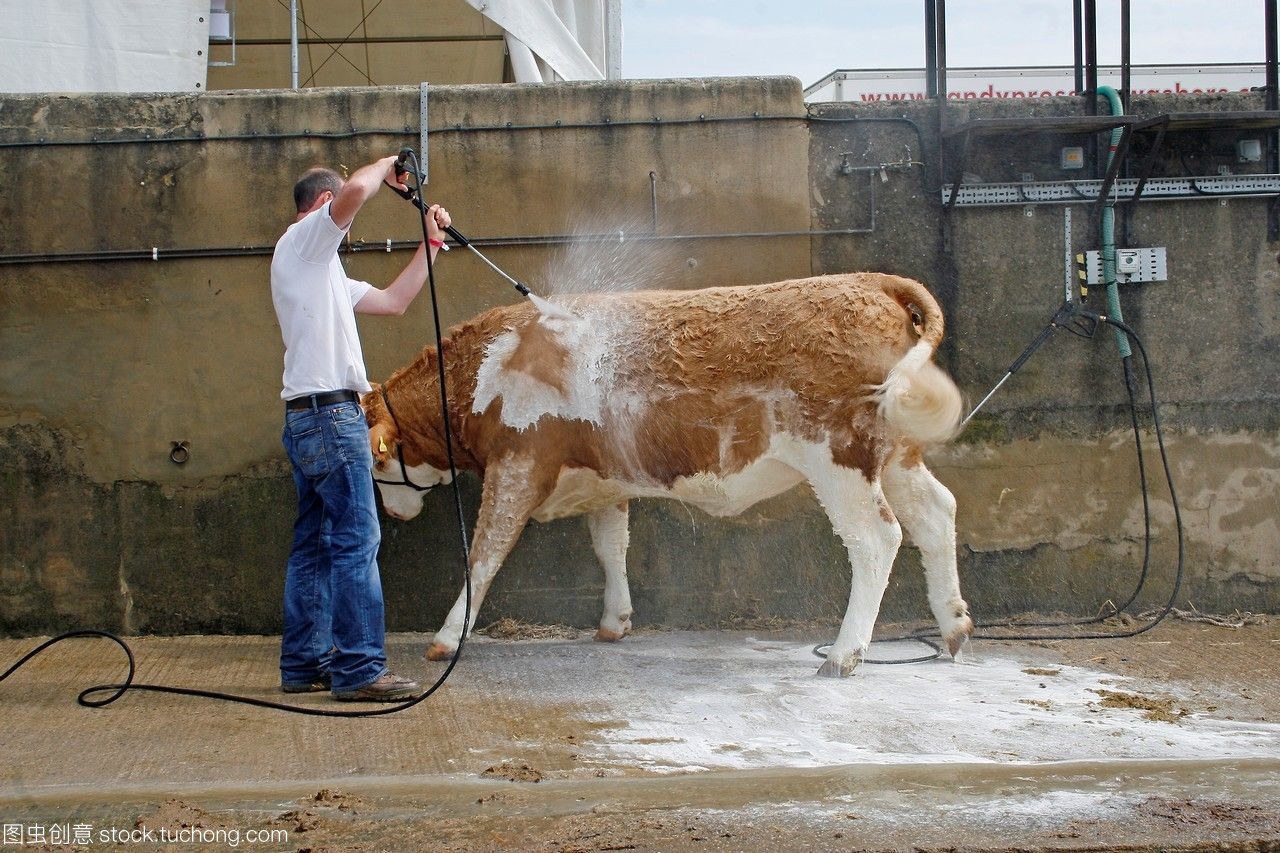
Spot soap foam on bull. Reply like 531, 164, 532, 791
472, 302, 625, 431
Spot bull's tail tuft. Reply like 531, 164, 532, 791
868, 276, 962, 444
869, 340, 963, 444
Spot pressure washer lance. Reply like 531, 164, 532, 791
957, 301, 1097, 431
391, 149, 574, 321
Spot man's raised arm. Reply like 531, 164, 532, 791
329, 155, 403, 230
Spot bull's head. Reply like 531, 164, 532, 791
363, 382, 454, 521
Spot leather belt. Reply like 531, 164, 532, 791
285, 389, 360, 412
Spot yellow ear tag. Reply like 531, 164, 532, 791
378, 437, 388, 453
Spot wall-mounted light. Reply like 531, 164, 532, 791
1238, 139, 1263, 164
1060, 146, 1085, 170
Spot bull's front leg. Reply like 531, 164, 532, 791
588, 501, 633, 641
426, 452, 555, 661
786, 445, 903, 678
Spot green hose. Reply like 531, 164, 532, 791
1097, 85, 1132, 357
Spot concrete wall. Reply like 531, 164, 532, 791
0, 79, 1275, 637
810, 93, 1280, 619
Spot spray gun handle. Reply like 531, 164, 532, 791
385, 159, 471, 248
394, 191, 472, 248
394, 147, 415, 184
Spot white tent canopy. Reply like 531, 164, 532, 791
0, 0, 620, 93
0, 0, 209, 93
467, 0, 622, 83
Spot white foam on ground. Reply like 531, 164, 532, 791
578, 633, 1280, 773
727, 788, 1142, 833
923, 788, 1140, 828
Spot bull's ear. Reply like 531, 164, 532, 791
369, 421, 397, 464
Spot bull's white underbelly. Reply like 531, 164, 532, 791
530, 445, 807, 522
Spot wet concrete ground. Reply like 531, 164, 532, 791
1, 620, 1278, 851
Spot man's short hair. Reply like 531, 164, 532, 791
293, 167, 343, 213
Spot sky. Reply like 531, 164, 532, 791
622, 1, 1266, 87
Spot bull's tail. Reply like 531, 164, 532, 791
868, 276, 963, 445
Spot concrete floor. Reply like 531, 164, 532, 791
1, 620, 1278, 851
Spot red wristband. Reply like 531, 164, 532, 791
428, 237, 445, 248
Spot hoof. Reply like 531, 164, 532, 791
425, 642, 455, 661
594, 619, 631, 642
816, 656, 857, 678
945, 615, 975, 660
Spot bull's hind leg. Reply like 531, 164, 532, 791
789, 445, 903, 678
589, 502, 634, 642
427, 453, 554, 661
882, 450, 972, 659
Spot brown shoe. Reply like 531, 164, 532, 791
333, 673, 420, 702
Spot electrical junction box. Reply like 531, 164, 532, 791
1061, 146, 1085, 170
1084, 247, 1167, 284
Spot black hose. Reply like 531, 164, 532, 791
0, 153, 473, 716
816, 313, 1184, 664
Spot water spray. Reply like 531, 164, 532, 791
390, 148, 574, 321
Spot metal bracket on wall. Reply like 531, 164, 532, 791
942, 174, 1280, 207
1083, 247, 1167, 284
1062, 207, 1073, 302
938, 110, 1280, 244
419, 82, 429, 185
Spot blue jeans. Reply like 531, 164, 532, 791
280, 398, 387, 693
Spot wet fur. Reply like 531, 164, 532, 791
364, 273, 971, 674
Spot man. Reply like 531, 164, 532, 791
271, 153, 450, 701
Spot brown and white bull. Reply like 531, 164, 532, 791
363, 273, 971, 677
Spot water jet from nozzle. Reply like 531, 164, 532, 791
389, 148, 574, 321
526, 291, 575, 322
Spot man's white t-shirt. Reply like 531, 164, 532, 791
271, 202, 375, 400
